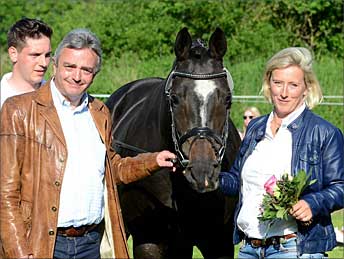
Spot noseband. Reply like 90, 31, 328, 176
165, 69, 233, 168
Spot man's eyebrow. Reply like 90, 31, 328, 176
28, 51, 52, 57
81, 66, 94, 72
62, 62, 94, 72
63, 62, 76, 67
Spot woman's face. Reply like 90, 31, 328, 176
270, 65, 308, 119
243, 111, 255, 127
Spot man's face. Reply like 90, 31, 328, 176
53, 47, 98, 107
9, 36, 51, 86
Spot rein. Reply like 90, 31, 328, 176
165, 68, 233, 168
113, 140, 148, 154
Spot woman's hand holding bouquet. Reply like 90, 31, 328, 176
259, 170, 316, 226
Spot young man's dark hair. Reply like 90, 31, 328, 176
7, 17, 53, 50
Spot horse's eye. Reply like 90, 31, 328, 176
170, 94, 180, 106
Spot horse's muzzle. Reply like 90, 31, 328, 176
183, 160, 220, 193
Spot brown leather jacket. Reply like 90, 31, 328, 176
0, 82, 160, 258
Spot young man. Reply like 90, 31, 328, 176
0, 17, 52, 107
0, 28, 176, 259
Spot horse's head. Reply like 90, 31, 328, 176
166, 27, 233, 193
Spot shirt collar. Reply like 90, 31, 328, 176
265, 103, 306, 137
51, 79, 88, 112
267, 103, 306, 127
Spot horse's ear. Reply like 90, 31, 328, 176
174, 27, 192, 61
209, 27, 227, 60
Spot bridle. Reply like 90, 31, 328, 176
165, 68, 234, 168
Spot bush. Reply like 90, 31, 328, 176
0, 0, 342, 60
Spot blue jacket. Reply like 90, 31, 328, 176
220, 108, 344, 255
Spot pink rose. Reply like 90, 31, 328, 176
264, 175, 277, 195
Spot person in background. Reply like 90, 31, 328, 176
238, 106, 261, 139
334, 226, 344, 244
0, 17, 52, 107
0, 28, 176, 259
220, 47, 344, 258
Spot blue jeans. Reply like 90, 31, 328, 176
53, 231, 101, 259
238, 237, 327, 259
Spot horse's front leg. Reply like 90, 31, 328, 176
133, 242, 167, 259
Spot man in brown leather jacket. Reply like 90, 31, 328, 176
0, 28, 176, 259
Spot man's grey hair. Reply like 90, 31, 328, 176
54, 28, 102, 73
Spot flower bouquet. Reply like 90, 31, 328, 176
258, 170, 316, 222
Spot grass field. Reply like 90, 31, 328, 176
126, 209, 344, 258
193, 210, 344, 258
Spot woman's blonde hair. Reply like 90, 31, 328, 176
261, 47, 323, 109
241, 106, 261, 138
244, 106, 261, 118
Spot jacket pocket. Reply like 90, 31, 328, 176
20, 200, 32, 239
299, 149, 320, 165
298, 145, 321, 189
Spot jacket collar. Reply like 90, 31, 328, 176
287, 107, 310, 132
249, 116, 268, 141
36, 79, 105, 111
35, 79, 55, 107
34, 80, 66, 146
251, 107, 311, 140
34, 79, 108, 146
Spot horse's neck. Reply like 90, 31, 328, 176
156, 84, 173, 147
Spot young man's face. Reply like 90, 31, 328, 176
9, 36, 52, 87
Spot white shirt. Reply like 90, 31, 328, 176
237, 104, 306, 239
0, 72, 45, 108
1, 72, 20, 108
51, 80, 106, 227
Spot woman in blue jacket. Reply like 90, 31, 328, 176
220, 47, 344, 259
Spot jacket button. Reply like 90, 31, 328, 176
51, 206, 57, 212
54, 181, 60, 187
48, 230, 55, 235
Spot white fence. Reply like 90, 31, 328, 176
93, 94, 344, 106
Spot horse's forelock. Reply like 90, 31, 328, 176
191, 39, 207, 49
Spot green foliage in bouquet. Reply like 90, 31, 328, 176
259, 170, 317, 221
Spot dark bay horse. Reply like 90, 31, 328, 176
106, 28, 241, 259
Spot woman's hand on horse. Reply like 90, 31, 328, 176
156, 150, 177, 172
